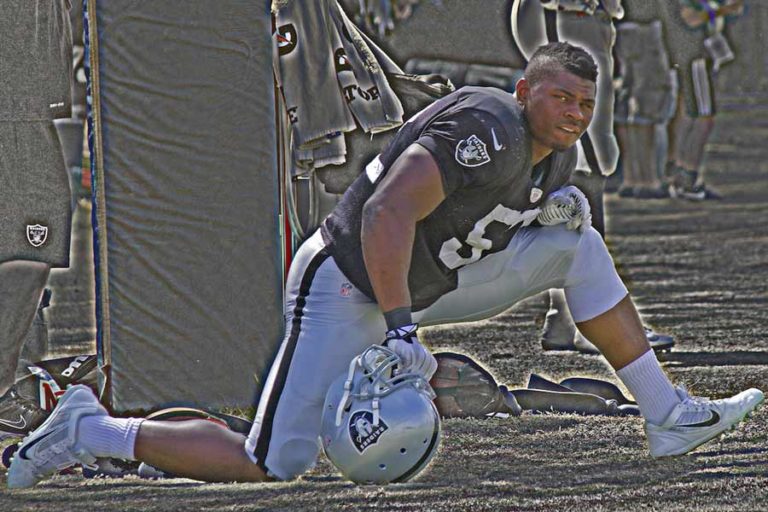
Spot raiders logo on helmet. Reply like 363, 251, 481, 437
455, 134, 491, 168
349, 410, 388, 453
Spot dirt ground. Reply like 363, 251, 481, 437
2, 95, 768, 510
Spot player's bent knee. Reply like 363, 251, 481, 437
579, 226, 605, 250
537, 224, 584, 253
571, 227, 614, 275
273, 438, 321, 480
548, 227, 609, 271
564, 227, 627, 322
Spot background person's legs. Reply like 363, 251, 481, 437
628, 124, 663, 191
540, 289, 576, 350
0, 261, 52, 438
670, 113, 717, 199
0, 260, 51, 396
668, 99, 692, 166
679, 115, 715, 173
668, 57, 720, 199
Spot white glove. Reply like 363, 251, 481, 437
383, 324, 437, 380
537, 185, 592, 233
540, 0, 599, 15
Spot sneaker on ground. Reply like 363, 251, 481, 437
645, 386, 764, 457
0, 388, 49, 440
680, 183, 722, 201
669, 168, 722, 201
571, 326, 676, 354
644, 327, 675, 352
7, 384, 106, 489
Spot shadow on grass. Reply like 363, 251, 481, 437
658, 351, 768, 367
695, 446, 768, 458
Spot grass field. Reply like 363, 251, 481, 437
2, 104, 768, 511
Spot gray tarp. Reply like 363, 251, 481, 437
89, 0, 281, 410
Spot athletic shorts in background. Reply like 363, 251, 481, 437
680, 56, 716, 118
614, 21, 676, 125
0, 121, 71, 267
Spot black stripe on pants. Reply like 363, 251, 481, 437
252, 248, 330, 473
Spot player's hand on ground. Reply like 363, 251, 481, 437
537, 185, 592, 233
383, 324, 438, 380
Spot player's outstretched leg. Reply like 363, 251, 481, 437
576, 296, 763, 457
8, 385, 268, 488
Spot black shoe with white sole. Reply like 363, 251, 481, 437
0, 388, 48, 440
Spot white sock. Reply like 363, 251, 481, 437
78, 416, 145, 460
616, 350, 681, 425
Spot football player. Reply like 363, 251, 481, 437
8, 42, 762, 488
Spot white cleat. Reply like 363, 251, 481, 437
7, 385, 106, 489
645, 386, 764, 458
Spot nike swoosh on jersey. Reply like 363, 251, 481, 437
491, 128, 503, 151
678, 410, 720, 428
0, 415, 27, 430
19, 430, 55, 460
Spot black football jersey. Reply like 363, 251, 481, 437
321, 86, 576, 310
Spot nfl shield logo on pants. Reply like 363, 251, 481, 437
26, 224, 48, 247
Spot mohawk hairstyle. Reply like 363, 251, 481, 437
525, 42, 598, 85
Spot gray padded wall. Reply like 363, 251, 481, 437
90, 0, 281, 410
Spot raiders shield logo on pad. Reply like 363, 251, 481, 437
455, 134, 491, 168
349, 410, 388, 453
26, 224, 48, 247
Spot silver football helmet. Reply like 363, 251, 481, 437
320, 345, 441, 484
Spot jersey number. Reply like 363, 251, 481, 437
438, 204, 539, 270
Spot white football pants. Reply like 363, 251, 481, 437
245, 224, 627, 480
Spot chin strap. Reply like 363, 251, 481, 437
372, 396, 381, 427
335, 354, 361, 427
